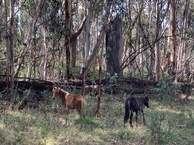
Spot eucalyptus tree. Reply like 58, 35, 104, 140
81, 0, 112, 77
3, 0, 15, 92
169, 0, 177, 82
177, 0, 191, 81
154, 0, 161, 81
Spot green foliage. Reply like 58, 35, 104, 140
147, 110, 193, 145
81, 116, 99, 130
36, 118, 50, 139
119, 129, 134, 140
123, 67, 148, 79
152, 81, 180, 102
87, 67, 105, 80
148, 112, 170, 144
109, 73, 118, 85
61, 64, 67, 75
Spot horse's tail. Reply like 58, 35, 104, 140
124, 98, 130, 124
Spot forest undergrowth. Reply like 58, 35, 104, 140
0, 86, 194, 145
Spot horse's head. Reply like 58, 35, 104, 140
52, 87, 70, 101
52, 87, 60, 99
143, 96, 149, 108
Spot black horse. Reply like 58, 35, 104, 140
124, 96, 149, 128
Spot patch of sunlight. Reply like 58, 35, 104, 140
6, 110, 21, 116
0, 129, 15, 143
94, 127, 110, 138
154, 103, 193, 120
151, 101, 181, 114
85, 135, 105, 144
0, 120, 4, 129
124, 125, 148, 136
69, 113, 80, 120
6, 109, 36, 119
150, 101, 159, 106
81, 133, 103, 143
43, 134, 60, 145
63, 127, 105, 143
56, 127, 105, 144
156, 107, 182, 114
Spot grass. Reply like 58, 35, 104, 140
0, 91, 194, 145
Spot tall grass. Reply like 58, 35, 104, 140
0, 87, 193, 145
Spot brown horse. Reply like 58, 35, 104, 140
52, 87, 87, 118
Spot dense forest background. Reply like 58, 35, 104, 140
0, 0, 194, 92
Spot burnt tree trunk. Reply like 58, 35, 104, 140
106, 16, 123, 77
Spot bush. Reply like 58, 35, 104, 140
148, 112, 177, 144
152, 81, 180, 102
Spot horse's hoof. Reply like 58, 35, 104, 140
143, 121, 146, 125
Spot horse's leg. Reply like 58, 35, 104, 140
135, 111, 138, 127
64, 108, 69, 114
76, 101, 83, 119
130, 111, 133, 128
142, 110, 146, 125
76, 108, 82, 118
76, 104, 84, 129
64, 108, 69, 125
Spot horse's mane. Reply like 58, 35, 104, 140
130, 96, 147, 100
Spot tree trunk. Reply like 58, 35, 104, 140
15, 0, 43, 78
65, 0, 73, 79
84, 1, 92, 67
177, 0, 189, 80
95, 31, 104, 116
147, 0, 153, 80
81, 0, 92, 95
169, 0, 177, 82
95, 58, 102, 116
106, 16, 123, 77
127, 0, 134, 77
81, 0, 111, 78
72, 17, 86, 68
154, 0, 161, 81
6, 0, 15, 92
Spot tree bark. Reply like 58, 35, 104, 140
81, 0, 111, 77
106, 16, 123, 77
154, 0, 161, 81
95, 30, 104, 116
72, 16, 86, 68
169, 0, 177, 82
81, 0, 92, 95
177, 0, 189, 80
65, 0, 73, 79
6, 0, 15, 92
15, 0, 44, 78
